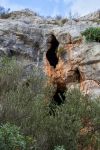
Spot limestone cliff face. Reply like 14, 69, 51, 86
0, 9, 100, 97
45, 37, 100, 97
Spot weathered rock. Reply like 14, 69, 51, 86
0, 9, 100, 97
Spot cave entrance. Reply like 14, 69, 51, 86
53, 84, 66, 105
46, 34, 59, 68
49, 84, 66, 115
73, 68, 81, 83
53, 87, 65, 105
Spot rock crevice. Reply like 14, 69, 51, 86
46, 34, 59, 68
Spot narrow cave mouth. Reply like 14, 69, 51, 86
73, 68, 81, 83
49, 85, 66, 116
46, 34, 59, 68
53, 85, 66, 105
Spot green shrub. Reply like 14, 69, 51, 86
0, 56, 50, 125
0, 123, 26, 150
0, 57, 100, 150
14, 89, 99, 150
81, 27, 100, 42
0, 57, 22, 95
64, 89, 100, 150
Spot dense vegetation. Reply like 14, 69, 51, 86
0, 123, 27, 150
0, 57, 100, 150
81, 27, 100, 42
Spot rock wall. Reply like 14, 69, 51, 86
0, 9, 100, 97
45, 33, 100, 97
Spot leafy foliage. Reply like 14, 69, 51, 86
0, 57, 100, 150
81, 27, 100, 42
0, 123, 26, 150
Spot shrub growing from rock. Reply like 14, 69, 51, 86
81, 27, 100, 42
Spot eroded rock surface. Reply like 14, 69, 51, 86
0, 9, 100, 97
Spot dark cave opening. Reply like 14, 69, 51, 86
46, 34, 59, 68
53, 88, 65, 105
73, 68, 81, 83
52, 68, 81, 106
53, 84, 66, 105
49, 84, 66, 115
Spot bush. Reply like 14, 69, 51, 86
0, 57, 100, 150
0, 57, 50, 124
0, 123, 26, 150
81, 27, 100, 42
0, 57, 22, 94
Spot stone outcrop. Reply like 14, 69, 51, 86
0, 9, 100, 98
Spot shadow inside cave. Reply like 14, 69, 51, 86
49, 84, 66, 115
53, 86, 66, 105
46, 34, 59, 68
